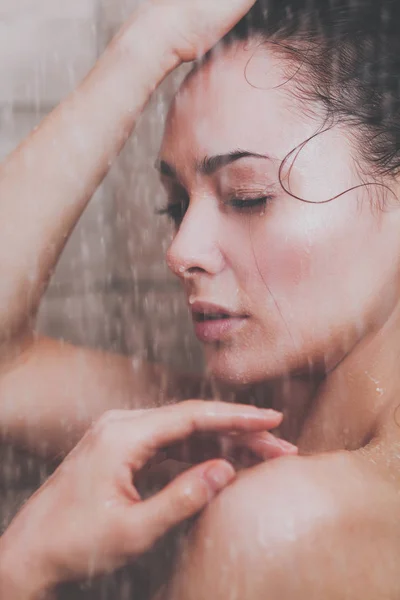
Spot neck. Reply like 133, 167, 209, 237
297, 304, 400, 454
225, 303, 400, 455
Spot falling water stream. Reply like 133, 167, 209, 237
1, 0, 399, 599
0, 1, 202, 598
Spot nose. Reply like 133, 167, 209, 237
166, 198, 225, 279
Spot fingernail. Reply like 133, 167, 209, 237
260, 409, 283, 418
276, 439, 298, 454
204, 462, 235, 492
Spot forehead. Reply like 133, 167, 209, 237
160, 42, 318, 166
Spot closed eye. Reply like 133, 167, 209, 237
156, 195, 274, 226
226, 196, 274, 210
156, 198, 189, 227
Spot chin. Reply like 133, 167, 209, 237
204, 346, 276, 386
203, 340, 315, 385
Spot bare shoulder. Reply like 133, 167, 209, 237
160, 452, 400, 600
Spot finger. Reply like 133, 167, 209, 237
232, 432, 298, 460
128, 459, 235, 554
131, 401, 282, 468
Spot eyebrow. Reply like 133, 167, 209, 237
155, 151, 270, 179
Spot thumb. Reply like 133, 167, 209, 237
130, 460, 235, 554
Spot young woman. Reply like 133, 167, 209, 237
0, 1, 294, 598
1, 0, 400, 598
157, 2, 400, 598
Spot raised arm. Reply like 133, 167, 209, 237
0, 0, 256, 346
0, 0, 258, 456
0, 9, 165, 347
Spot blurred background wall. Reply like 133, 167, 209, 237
0, 0, 204, 566
0, 0, 203, 370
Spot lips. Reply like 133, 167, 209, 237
189, 301, 249, 343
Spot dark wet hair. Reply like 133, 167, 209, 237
221, 0, 400, 190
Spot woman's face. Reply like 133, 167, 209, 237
158, 41, 400, 384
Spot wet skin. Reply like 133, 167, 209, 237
151, 40, 400, 599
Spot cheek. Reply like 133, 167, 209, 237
232, 204, 360, 317
263, 237, 309, 288
240, 204, 393, 333
234, 217, 316, 305
251, 236, 309, 297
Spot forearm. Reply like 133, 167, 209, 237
0, 567, 54, 600
0, 337, 205, 457
0, 4, 177, 345
0, 528, 56, 600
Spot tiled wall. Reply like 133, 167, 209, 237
0, 0, 203, 579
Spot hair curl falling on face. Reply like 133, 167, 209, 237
193, 1, 400, 365
209, 0, 400, 206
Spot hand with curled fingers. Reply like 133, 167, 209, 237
137, 410, 297, 494
123, 0, 258, 68
0, 401, 296, 600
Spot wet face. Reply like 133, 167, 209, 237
158, 41, 400, 385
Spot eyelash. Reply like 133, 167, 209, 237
226, 196, 273, 210
156, 196, 273, 226
156, 202, 188, 225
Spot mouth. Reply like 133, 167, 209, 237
193, 312, 232, 322
190, 301, 249, 343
